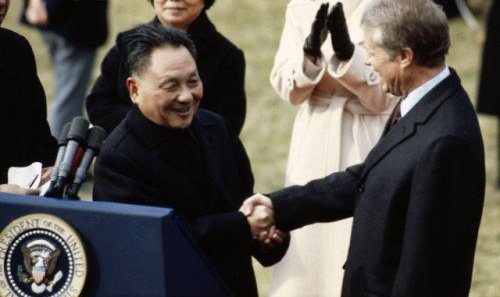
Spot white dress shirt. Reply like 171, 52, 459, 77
400, 66, 451, 117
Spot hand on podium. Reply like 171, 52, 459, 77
0, 184, 40, 195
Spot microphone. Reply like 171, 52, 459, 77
44, 122, 71, 196
45, 116, 89, 198
64, 126, 106, 200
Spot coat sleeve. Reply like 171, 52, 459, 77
391, 136, 484, 297
327, 46, 395, 113
22, 35, 57, 166
270, 2, 394, 113
94, 137, 272, 263
271, 163, 362, 231
269, 3, 327, 105
86, 43, 131, 134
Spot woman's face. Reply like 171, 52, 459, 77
153, 0, 204, 31
0, 0, 10, 26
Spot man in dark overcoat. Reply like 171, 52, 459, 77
242, 0, 485, 296
92, 24, 288, 297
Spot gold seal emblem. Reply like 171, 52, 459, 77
0, 214, 87, 296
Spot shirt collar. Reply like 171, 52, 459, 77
400, 66, 450, 117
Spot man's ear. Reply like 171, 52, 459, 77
126, 77, 139, 104
399, 47, 414, 69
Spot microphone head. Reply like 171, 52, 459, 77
58, 122, 71, 145
87, 126, 106, 151
67, 116, 90, 142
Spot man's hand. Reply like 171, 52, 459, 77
327, 2, 354, 61
256, 226, 289, 251
240, 194, 288, 250
303, 3, 329, 60
244, 204, 275, 238
240, 193, 273, 216
41, 167, 53, 185
0, 184, 40, 195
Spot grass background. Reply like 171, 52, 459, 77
3, 0, 499, 296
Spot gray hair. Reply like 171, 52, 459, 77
361, 0, 450, 67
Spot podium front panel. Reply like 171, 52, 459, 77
0, 193, 231, 296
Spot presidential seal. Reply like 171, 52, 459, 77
0, 214, 87, 297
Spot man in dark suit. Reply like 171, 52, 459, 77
92, 24, 288, 297
242, 0, 485, 296
0, 0, 57, 194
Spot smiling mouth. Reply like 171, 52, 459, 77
166, 7, 185, 12
172, 107, 191, 114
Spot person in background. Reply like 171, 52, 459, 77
92, 24, 288, 297
243, 0, 485, 296
21, 0, 108, 138
86, 0, 246, 136
268, 1, 395, 296
477, 0, 500, 188
0, 0, 57, 194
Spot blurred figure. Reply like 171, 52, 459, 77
21, 0, 108, 138
92, 24, 288, 297
0, 0, 57, 194
87, 0, 246, 135
477, 0, 500, 188
243, 0, 485, 296
269, 0, 395, 296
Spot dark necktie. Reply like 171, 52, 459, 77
390, 103, 402, 128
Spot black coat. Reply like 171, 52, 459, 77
271, 69, 485, 297
86, 11, 246, 135
93, 107, 287, 297
0, 28, 57, 183
477, 0, 500, 116
20, 0, 108, 49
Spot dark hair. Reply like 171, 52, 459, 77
147, 0, 215, 10
123, 23, 197, 77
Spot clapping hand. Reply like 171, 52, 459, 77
327, 2, 354, 61
240, 194, 288, 249
303, 3, 329, 59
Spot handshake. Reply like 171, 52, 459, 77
239, 193, 288, 249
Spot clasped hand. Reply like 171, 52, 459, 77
240, 193, 288, 249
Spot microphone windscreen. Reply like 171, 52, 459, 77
58, 122, 71, 145
68, 116, 89, 142
87, 126, 106, 150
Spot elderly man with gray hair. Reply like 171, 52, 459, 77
241, 0, 485, 296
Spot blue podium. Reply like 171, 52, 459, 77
0, 193, 231, 296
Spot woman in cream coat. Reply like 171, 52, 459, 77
269, 0, 395, 296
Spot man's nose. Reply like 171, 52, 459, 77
177, 87, 194, 102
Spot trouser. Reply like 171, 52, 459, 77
42, 31, 96, 138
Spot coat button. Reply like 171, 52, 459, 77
358, 183, 365, 192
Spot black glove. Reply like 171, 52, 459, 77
303, 3, 329, 58
327, 2, 355, 61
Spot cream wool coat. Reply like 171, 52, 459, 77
269, 0, 396, 296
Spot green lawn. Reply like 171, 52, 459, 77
3, 0, 498, 296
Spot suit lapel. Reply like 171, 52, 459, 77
361, 69, 462, 179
